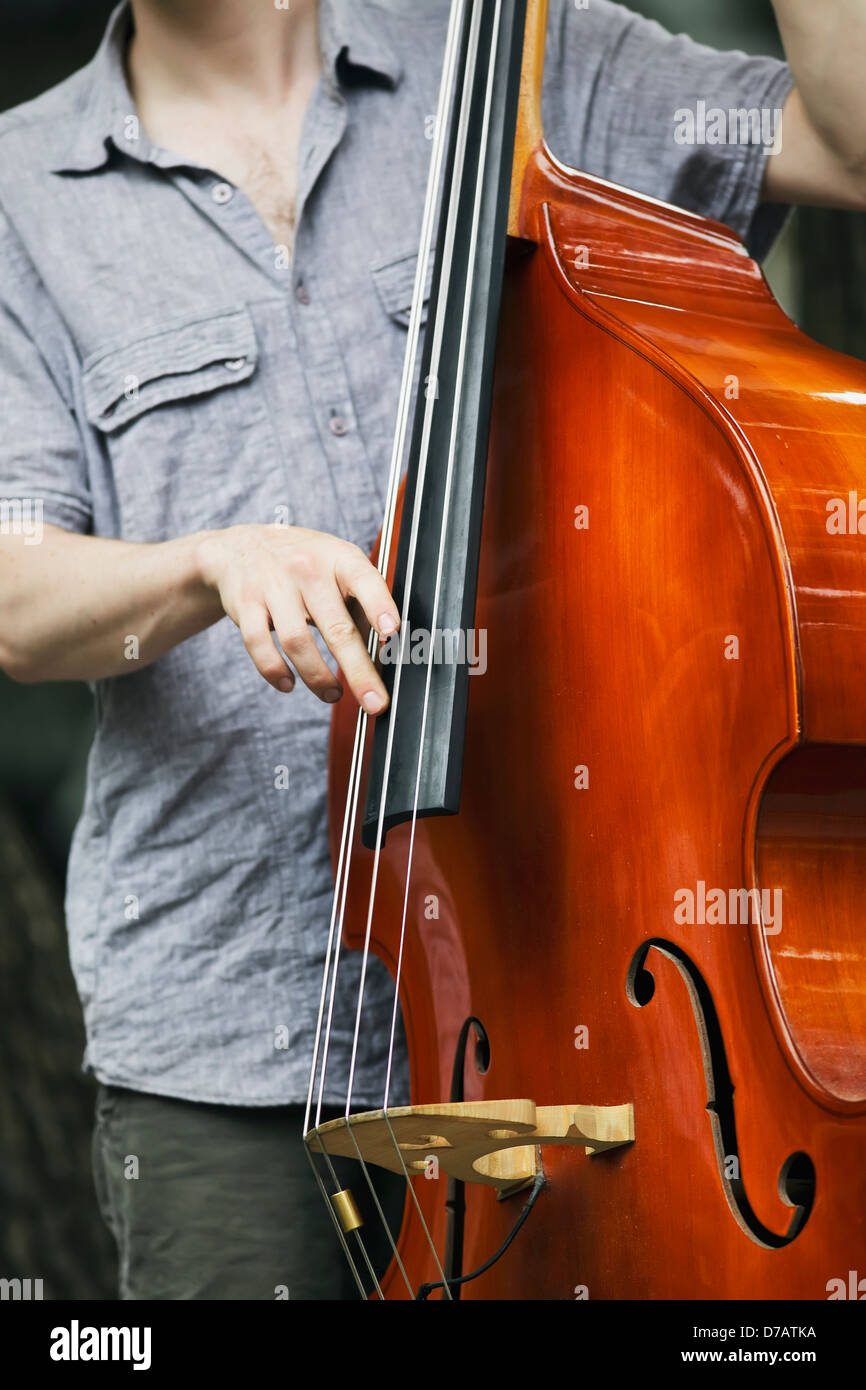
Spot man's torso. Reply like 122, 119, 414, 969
0, 0, 791, 1105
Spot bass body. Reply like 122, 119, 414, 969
330, 137, 866, 1299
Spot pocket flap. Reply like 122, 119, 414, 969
371, 249, 434, 327
82, 307, 258, 432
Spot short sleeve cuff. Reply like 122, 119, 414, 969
0, 488, 92, 536
717, 63, 796, 262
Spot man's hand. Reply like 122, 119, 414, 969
197, 524, 398, 713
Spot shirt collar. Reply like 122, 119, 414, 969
320, 0, 404, 91
52, 2, 134, 175
52, 0, 403, 177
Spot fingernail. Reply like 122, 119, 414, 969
278, 678, 293, 693
362, 691, 385, 714
323, 687, 342, 704
378, 613, 398, 636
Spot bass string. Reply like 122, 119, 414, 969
315, 683, 427, 1298
331, 0, 488, 1299
306, 699, 366, 1133
303, 1144, 386, 1300
372, 0, 506, 1301
302, 0, 471, 1299
304, 727, 394, 1299
341, 0, 485, 1116
339, 0, 505, 1300
307, 0, 506, 1299
303, 0, 468, 1138
302, 690, 416, 1297
304, 701, 391, 1292
381, 0, 504, 1120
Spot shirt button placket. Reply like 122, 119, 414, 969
293, 276, 351, 440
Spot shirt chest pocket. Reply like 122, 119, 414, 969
370, 248, 434, 329
82, 306, 284, 542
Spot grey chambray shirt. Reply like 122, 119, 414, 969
0, 0, 793, 1106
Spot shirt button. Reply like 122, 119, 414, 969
295, 282, 311, 305
224, 357, 247, 371
329, 415, 349, 437
212, 181, 234, 205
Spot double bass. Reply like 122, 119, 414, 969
304, 0, 866, 1300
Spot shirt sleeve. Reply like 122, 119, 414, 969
542, 0, 796, 261
0, 205, 92, 534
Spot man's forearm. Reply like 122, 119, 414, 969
0, 524, 223, 683
767, 1, 866, 208
772, 1, 866, 177
0, 519, 398, 710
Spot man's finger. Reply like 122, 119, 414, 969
303, 583, 388, 714
335, 549, 400, 640
267, 590, 343, 703
236, 601, 295, 692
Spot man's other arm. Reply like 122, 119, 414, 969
765, 0, 866, 209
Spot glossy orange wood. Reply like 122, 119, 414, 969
329, 143, 866, 1297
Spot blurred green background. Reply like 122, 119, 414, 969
0, 0, 863, 1300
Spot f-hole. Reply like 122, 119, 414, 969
443, 1016, 491, 1293
627, 939, 816, 1249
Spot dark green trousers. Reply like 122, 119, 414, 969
91, 1084, 403, 1300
